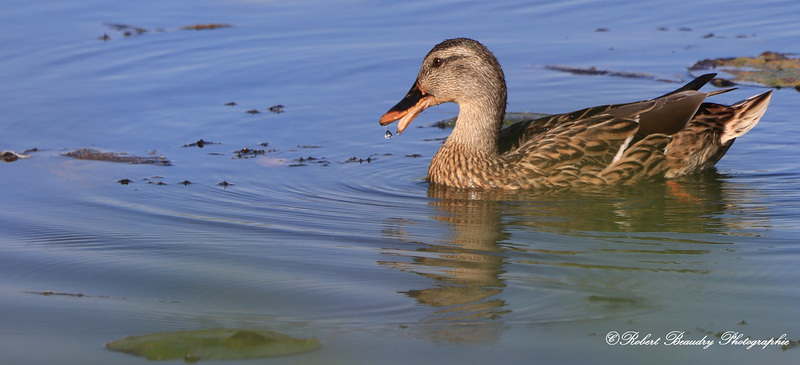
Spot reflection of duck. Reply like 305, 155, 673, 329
380, 38, 772, 189
379, 171, 770, 340
427, 171, 769, 234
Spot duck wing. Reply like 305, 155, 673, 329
499, 111, 676, 188
500, 112, 645, 188
498, 103, 622, 154
498, 73, 721, 154
498, 88, 772, 187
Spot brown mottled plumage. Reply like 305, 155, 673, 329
379, 38, 772, 190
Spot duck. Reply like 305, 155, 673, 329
379, 38, 772, 190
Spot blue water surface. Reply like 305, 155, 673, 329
1, 0, 799, 364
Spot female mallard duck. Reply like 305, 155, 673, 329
379, 38, 772, 190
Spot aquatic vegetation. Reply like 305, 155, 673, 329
62, 149, 171, 166
106, 329, 320, 361
233, 147, 267, 159
104, 23, 149, 36
690, 52, 800, 88
100, 23, 232, 41
25, 291, 92, 298
1, 150, 33, 162
183, 139, 219, 148
289, 156, 330, 167
342, 155, 379, 164
179, 24, 232, 31
544, 65, 671, 81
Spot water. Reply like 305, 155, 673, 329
2, 0, 799, 364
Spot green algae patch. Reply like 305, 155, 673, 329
690, 52, 800, 88
106, 329, 320, 362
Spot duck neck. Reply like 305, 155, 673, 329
427, 97, 507, 189
446, 97, 506, 155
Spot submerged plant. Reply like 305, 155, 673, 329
106, 329, 320, 362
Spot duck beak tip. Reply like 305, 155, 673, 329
378, 82, 436, 135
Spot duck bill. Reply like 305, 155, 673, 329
379, 82, 440, 135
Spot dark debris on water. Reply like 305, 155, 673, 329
142, 176, 168, 185
183, 139, 219, 148
544, 65, 675, 82
2, 149, 36, 162
233, 147, 271, 159
116, 178, 192, 187
179, 24, 232, 31
100, 23, 232, 41
62, 149, 171, 166
342, 154, 384, 164
289, 156, 330, 167
223, 101, 285, 115
25, 291, 92, 298
25, 290, 179, 303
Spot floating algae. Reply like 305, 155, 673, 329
179, 23, 233, 31
106, 329, 320, 362
100, 23, 232, 41
544, 65, 664, 81
1, 150, 32, 162
62, 149, 170, 166
690, 52, 800, 88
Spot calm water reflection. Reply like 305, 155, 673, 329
2, 0, 799, 364
377, 172, 775, 344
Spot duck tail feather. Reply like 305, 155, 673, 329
719, 90, 773, 145
657, 73, 717, 98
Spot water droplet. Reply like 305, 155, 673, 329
384, 127, 393, 140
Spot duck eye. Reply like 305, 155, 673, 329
431, 57, 443, 68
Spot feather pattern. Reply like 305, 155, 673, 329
379, 38, 773, 190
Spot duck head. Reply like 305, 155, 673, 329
379, 38, 507, 135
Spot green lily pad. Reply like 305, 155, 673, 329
690, 52, 800, 88
106, 329, 320, 362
